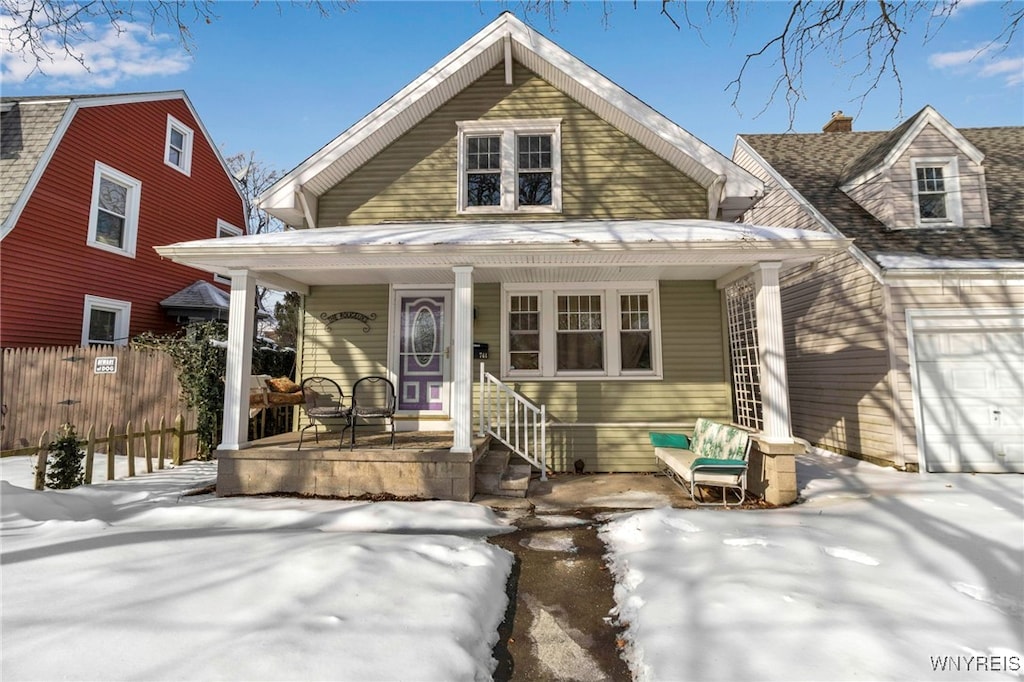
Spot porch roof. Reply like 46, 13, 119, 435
155, 218, 850, 292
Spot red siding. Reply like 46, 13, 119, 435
1, 97, 246, 347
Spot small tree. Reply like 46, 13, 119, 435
44, 423, 85, 489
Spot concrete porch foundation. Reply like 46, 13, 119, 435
747, 436, 804, 505
216, 432, 489, 502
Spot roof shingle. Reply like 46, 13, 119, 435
741, 126, 1024, 262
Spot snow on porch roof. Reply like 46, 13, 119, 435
155, 219, 850, 291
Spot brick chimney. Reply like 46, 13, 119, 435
822, 110, 853, 133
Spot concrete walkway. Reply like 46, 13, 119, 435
477, 473, 694, 681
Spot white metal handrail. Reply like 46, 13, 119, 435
478, 363, 547, 480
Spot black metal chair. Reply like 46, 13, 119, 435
349, 376, 397, 450
297, 377, 350, 450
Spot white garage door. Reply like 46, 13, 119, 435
914, 324, 1024, 473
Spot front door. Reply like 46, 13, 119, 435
396, 293, 449, 413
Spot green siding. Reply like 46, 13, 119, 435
318, 62, 708, 225
298, 285, 391, 394
303, 281, 730, 472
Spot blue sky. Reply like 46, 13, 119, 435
2, 1, 1022, 172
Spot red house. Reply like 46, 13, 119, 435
0, 91, 247, 347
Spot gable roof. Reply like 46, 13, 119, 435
738, 125, 1024, 264
0, 91, 244, 239
258, 12, 762, 226
839, 105, 985, 189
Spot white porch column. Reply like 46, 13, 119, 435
219, 269, 256, 451
752, 262, 792, 443
450, 266, 474, 453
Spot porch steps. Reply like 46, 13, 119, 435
475, 449, 533, 498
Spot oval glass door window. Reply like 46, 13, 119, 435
413, 306, 438, 366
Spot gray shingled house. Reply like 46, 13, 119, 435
734, 106, 1023, 473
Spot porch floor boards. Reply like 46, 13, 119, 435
252, 430, 459, 452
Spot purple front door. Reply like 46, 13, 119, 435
398, 295, 447, 411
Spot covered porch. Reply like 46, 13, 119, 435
157, 219, 850, 504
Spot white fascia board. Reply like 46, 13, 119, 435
3, 91, 247, 241
257, 15, 514, 215
1, 102, 75, 241
258, 13, 762, 219
734, 136, 885, 285
511, 26, 761, 199
840, 106, 985, 191
155, 242, 849, 279
175, 91, 247, 217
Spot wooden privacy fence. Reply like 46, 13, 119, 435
27, 416, 198, 490
0, 345, 198, 457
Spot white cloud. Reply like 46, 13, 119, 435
1, 17, 191, 88
929, 43, 1024, 88
939, 0, 989, 16
979, 56, 1024, 85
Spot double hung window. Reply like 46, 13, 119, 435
458, 119, 561, 213
87, 162, 142, 257
503, 284, 661, 379
165, 115, 194, 175
910, 157, 962, 226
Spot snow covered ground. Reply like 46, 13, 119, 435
2, 450, 1021, 681
0, 459, 513, 681
601, 450, 1024, 681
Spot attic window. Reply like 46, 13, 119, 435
457, 119, 561, 214
165, 115, 194, 175
911, 158, 962, 226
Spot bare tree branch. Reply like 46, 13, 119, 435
0, 0, 353, 77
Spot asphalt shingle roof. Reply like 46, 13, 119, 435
0, 98, 70, 224
741, 125, 1024, 262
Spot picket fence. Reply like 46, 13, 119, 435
28, 416, 198, 490
1, 345, 199, 457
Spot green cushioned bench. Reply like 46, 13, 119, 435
650, 418, 752, 506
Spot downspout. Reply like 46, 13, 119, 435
707, 174, 727, 220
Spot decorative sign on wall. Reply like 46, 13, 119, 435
320, 311, 377, 333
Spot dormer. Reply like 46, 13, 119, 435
838, 106, 990, 230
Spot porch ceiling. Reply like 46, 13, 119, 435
155, 219, 850, 291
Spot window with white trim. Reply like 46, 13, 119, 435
82, 295, 131, 346
910, 157, 962, 226
213, 219, 243, 284
87, 162, 142, 257
502, 283, 661, 379
457, 119, 561, 214
165, 114, 194, 175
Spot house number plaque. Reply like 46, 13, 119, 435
320, 311, 377, 333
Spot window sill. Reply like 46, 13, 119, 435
458, 206, 562, 216
502, 372, 663, 382
86, 240, 136, 258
